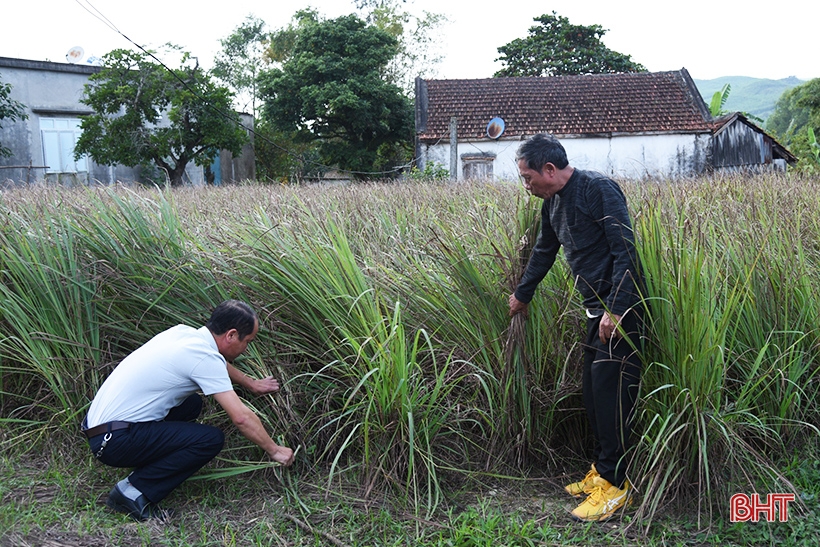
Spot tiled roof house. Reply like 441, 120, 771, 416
414, 68, 795, 180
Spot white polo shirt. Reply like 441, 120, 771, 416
86, 325, 233, 427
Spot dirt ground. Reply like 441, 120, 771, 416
1, 457, 646, 547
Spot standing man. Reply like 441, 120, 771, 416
509, 134, 644, 522
83, 299, 295, 521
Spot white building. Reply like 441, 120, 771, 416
414, 69, 795, 181
0, 56, 254, 186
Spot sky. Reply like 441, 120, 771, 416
1, 0, 817, 82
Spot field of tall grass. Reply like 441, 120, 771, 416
1, 173, 818, 531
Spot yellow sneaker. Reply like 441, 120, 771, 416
564, 463, 599, 498
570, 476, 631, 522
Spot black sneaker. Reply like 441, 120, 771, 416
106, 485, 171, 521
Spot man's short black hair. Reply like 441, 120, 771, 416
205, 300, 258, 340
516, 133, 569, 172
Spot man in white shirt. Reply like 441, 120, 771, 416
83, 300, 294, 520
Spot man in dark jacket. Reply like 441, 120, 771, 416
509, 134, 644, 522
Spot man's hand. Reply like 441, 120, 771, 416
509, 294, 529, 317
213, 390, 295, 468
227, 364, 283, 396
249, 376, 281, 396
599, 312, 623, 344
270, 445, 294, 466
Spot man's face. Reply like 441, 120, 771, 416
518, 159, 562, 200
222, 319, 259, 362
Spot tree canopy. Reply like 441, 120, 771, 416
75, 48, 248, 186
494, 12, 645, 77
212, 15, 269, 118
0, 73, 28, 158
259, 13, 413, 177
356, 0, 447, 93
767, 78, 820, 172
263, 9, 321, 66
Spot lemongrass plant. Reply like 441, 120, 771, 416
629, 174, 820, 527
0, 204, 101, 441
1, 174, 819, 524
0, 186, 235, 440
223, 203, 495, 514
376, 193, 584, 467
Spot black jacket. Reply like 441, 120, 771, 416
514, 169, 644, 316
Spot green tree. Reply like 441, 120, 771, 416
264, 9, 320, 65
355, 0, 447, 93
0, 73, 28, 158
75, 48, 248, 186
767, 81, 815, 139
253, 120, 326, 183
256, 9, 327, 182
767, 78, 820, 172
494, 12, 645, 77
212, 15, 268, 118
259, 14, 413, 177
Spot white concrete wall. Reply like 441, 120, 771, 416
0, 58, 205, 186
564, 133, 711, 179
419, 133, 712, 181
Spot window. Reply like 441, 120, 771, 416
461, 153, 496, 180
40, 118, 87, 173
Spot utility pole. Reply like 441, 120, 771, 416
449, 116, 458, 181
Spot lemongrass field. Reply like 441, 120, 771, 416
1, 173, 818, 525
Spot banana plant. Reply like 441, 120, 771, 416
709, 83, 731, 117
808, 126, 820, 163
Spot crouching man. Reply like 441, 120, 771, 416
83, 299, 295, 520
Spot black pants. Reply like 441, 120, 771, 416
582, 311, 643, 488
87, 394, 224, 503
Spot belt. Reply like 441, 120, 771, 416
82, 421, 132, 438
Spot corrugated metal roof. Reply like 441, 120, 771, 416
416, 69, 715, 142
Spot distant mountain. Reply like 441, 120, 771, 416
693, 76, 805, 124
